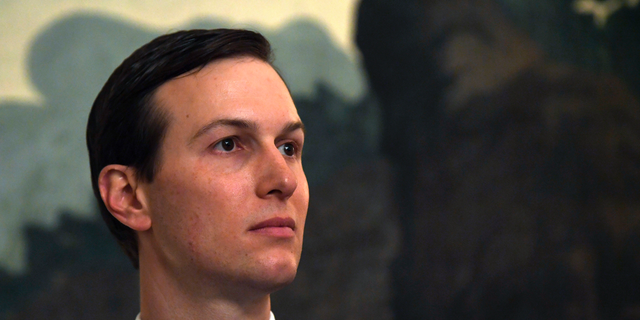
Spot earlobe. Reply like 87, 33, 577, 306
98, 165, 151, 231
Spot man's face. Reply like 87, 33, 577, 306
139, 57, 309, 295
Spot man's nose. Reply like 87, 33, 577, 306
255, 146, 298, 200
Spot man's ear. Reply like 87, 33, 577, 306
98, 165, 151, 231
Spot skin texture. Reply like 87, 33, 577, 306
101, 57, 309, 320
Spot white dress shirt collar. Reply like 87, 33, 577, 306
135, 311, 276, 320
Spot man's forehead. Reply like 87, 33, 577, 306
164, 57, 293, 105
151, 57, 300, 135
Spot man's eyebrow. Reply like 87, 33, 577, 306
283, 121, 306, 136
190, 119, 305, 144
190, 118, 258, 144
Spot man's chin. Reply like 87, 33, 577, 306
245, 259, 299, 293
265, 265, 299, 290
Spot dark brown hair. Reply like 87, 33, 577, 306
86, 29, 273, 268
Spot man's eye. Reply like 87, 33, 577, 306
278, 143, 296, 156
213, 138, 236, 152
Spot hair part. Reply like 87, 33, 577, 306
86, 29, 274, 268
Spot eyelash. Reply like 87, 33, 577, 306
278, 141, 299, 157
211, 136, 242, 153
210, 137, 302, 157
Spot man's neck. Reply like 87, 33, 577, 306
138, 254, 272, 320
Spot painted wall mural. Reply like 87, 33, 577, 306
357, 0, 640, 319
2, 0, 640, 319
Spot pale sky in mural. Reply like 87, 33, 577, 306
0, 0, 360, 103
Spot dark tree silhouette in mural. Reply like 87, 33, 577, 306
357, 0, 640, 319
0, 213, 139, 320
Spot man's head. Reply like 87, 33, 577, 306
86, 30, 308, 291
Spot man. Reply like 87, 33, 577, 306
86, 29, 309, 320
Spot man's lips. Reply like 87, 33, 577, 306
249, 217, 296, 237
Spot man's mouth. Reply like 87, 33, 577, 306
249, 217, 296, 237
